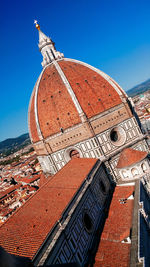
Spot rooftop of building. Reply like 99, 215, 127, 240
94, 184, 135, 267
0, 158, 98, 259
0, 184, 21, 200
116, 148, 148, 169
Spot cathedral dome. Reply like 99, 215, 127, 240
28, 35, 127, 143
28, 23, 136, 176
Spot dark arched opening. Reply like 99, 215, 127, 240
70, 150, 80, 159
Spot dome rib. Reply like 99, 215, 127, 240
28, 84, 40, 143
34, 69, 45, 141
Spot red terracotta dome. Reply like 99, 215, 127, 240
29, 58, 127, 143
28, 25, 128, 144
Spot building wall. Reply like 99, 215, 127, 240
38, 136, 103, 173
108, 139, 149, 182
96, 117, 141, 155
33, 103, 131, 156
37, 114, 147, 177
118, 158, 150, 181
36, 163, 112, 266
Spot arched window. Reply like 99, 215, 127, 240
99, 180, 107, 194
83, 212, 93, 232
141, 163, 147, 173
70, 150, 80, 159
131, 168, 139, 177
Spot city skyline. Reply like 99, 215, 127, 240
1, 0, 150, 141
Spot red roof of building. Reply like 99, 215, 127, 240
20, 175, 40, 184
116, 148, 148, 169
0, 158, 97, 259
94, 185, 134, 267
0, 184, 20, 200
29, 59, 123, 142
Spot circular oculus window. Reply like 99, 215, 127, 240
110, 126, 126, 146
64, 147, 82, 162
70, 149, 80, 159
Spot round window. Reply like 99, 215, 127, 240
110, 130, 118, 142
83, 212, 93, 232
64, 147, 82, 162
110, 126, 126, 146
70, 150, 80, 159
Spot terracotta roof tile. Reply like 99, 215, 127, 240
59, 60, 122, 118
116, 148, 148, 169
0, 158, 97, 259
94, 185, 134, 267
37, 64, 81, 138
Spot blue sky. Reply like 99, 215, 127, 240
0, 0, 150, 141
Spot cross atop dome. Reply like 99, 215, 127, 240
34, 20, 40, 30
34, 20, 64, 67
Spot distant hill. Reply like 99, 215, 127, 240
127, 78, 150, 97
0, 133, 31, 157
